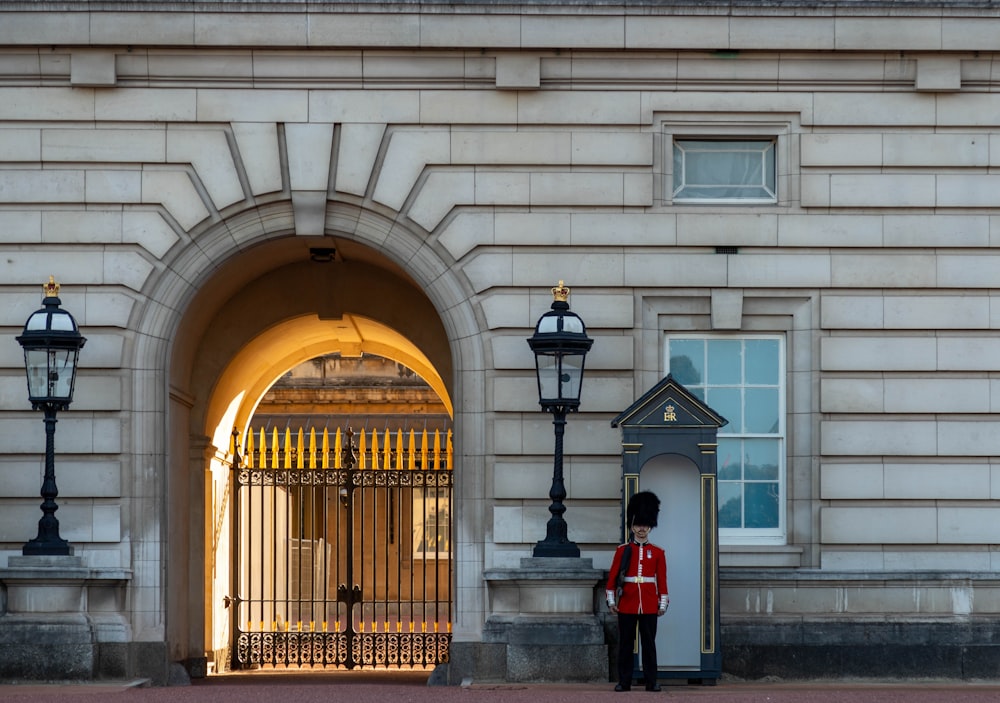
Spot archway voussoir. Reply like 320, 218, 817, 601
352, 208, 394, 248
326, 200, 362, 234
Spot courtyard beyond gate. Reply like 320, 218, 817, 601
228, 426, 453, 670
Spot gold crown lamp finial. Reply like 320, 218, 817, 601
551, 280, 570, 303
43, 275, 60, 299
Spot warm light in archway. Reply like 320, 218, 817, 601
206, 313, 452, 458
213, 392, 246, 452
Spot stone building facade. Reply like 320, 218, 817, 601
2, 0, 1000, 684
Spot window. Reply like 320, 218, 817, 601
412, 487, 451, 559
666, 336, 785, 542
672, 139, 776, 203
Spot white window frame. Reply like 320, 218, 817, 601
660, 117, 793, 208
672, 138, 777, 204
664, 333, 787, 545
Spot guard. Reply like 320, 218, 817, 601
606, 491, 669, 692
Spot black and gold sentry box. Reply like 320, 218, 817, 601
611, 374, 727, 686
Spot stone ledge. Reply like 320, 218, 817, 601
720, 545, 804, 569
1, 567, 132, 581
484, 557, 606, 617
721, 568, 1000, 584
484, 556, 604, 581
1, 556, 131, 616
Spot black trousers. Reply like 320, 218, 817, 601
616, 612, 658, 688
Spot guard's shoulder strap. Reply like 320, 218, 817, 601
620, 543, 632, 570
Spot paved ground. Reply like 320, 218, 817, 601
3, 672, 1000, 703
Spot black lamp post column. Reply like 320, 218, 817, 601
527, 281, 593, 558
534, 405, 573, 557
23, 406, 71, 555
16, 277, 87, 557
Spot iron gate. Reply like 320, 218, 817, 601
229, 426, 453, 669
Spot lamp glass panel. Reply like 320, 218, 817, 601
24, 348, 77, 401
560, 315, 584, 334
536, 315, 560, 334
560, 353, 584, 401
24, 348, 49, 398
49, 311, 77, 332
535, 353, 560, 401
49, 348, 77, 399
25, 311, 49, 331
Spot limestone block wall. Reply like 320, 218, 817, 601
2, 1, 1000, 679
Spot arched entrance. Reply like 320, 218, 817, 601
153, 202, 483, 676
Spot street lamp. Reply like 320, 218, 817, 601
16, 277, 87, 556
526, 281, 593, 558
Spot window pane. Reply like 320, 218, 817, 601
717, 438, 741, 481
744, 439, 779, 480
707, 339, 741, 385
764, 143, 776, 192
744, 483, 779, 528
686, 149, 759, 187
669, 339, 704, 386
718, 482, 742, 528
673, 140, 776, 201
746, 338, 779, 385
673, 144, 684, 188
745, 388, 779, 434
666, 334, 784, 541
707, 387, 741, 434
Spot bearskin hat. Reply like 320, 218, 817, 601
626, 490, 660, 528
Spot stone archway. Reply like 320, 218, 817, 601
194, 260, 454, 671
128, 201, 484, 674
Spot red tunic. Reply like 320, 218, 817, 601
605, 541, 668, 614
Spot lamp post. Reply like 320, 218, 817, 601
16, 277, 87, 556
526, 281, 593, 558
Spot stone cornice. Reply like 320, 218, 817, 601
5, 0, 1000, 13
4, 0, 1000, 9
3, 1, 1000, 51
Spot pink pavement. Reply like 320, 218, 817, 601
3, 673, 1000, 703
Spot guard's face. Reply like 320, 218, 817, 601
631, 524, 651, 540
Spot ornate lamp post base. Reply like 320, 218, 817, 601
22, 540, 74, 557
